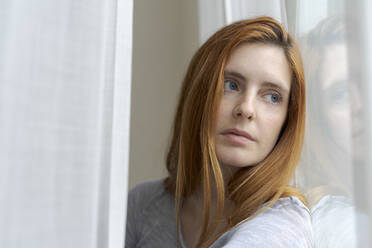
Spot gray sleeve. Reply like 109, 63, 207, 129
125, 185, 141, 248
125, 180, 169, 248
221, 199, 313, 248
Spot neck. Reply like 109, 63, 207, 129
184, 164, 239, 216
180, 165, 238, 247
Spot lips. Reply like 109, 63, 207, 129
221, 128, 256, 142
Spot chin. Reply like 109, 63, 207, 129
218, 156, 258, 168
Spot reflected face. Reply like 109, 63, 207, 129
214, 43, 291, 169
321, 43, 364, 156
321, 44, 351, 152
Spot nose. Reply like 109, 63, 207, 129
233, 94, 255, 120
350, 83, 364, 136
351, 84, 362, 114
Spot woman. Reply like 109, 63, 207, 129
126, 16, 312, 248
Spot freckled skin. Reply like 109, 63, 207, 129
215, 43, 292, 168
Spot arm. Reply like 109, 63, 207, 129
125, 187, 140, 248
219, 198, 313, 248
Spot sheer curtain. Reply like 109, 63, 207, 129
0, 0, 132, 247
198, 0, 371, 247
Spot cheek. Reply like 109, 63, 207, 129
215, 101, 232, 126
327, 107, 350, 131
327, 107, 351, 149
260, 109, 287, 144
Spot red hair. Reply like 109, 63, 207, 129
164, 16, 307, 247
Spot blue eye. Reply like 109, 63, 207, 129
331, 88, 349, 104
224, 80, 239, 91
264, 93, 282, 104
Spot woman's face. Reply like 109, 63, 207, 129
214, 43, 291, 169
320, 43, 352, 154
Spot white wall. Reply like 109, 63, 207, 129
129, 0, 199, 189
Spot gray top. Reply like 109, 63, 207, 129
125, 179, 313, 248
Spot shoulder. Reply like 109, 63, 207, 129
263, 196, 312, 226
128, 179, 167, 208
213, 196, 313, 248
127, 178, 175, 221
126, 179, 176, 247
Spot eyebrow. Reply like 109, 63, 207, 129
224, 70, 290, 93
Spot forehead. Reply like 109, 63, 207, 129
321, 43, 348, 90
224, 43, 292, 90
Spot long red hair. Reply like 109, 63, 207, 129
164, 16, 307, 247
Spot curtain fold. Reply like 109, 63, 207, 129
344, 0, 372, 246
0, 0, 132, 247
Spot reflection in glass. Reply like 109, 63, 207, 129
297, 15, 363, 248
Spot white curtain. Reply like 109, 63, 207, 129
344, 0, 372, 247
198, 0, 371, 247
0, 0, 132, 247
198, 0, 285, 44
